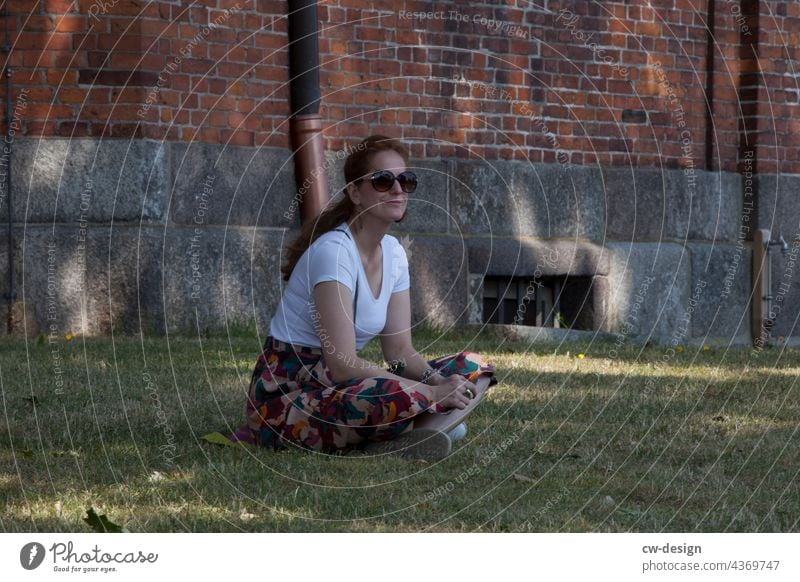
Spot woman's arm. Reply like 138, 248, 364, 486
313, 282, 469, 409
378, 290, 446, 383
380, 290, 474, 405
312, 282, 423, 383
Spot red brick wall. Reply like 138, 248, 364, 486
3, 0, 289, 147
1, 0, 797, 172
750, 1, 800, 174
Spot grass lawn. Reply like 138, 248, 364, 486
1, 325, 798, 532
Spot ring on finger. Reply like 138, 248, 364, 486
464, 387, 474, 400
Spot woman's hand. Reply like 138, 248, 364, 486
429, 375, 477, 410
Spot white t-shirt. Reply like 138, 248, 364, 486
269, 222, 411, 351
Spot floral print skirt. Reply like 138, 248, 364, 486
230, 336, 496, 453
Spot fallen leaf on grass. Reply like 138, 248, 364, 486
600, 495, 616, 508
83, 508, 128, 533
201, 432, 239, 447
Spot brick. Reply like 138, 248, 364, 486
111, 53, 164, 70
219, 62, 253, 78
44, 0, 72, 10
15, 31, 72, 50
26, 121, 58, 135
25, 15, 54, 32
180, 59, 215, 74
2, 0, 791, 174
26, 104, 74, 119
200, 95, 237, 110
98, 34, 153, 51
220, 128, 254, 146
57, 88, 89, 103
16, 87, 52, 102
57, 121, 91, 137
47, 69, 78, 85
78, 69, 160, 87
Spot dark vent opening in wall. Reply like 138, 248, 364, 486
482, 275, 594, 330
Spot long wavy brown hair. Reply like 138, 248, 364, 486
281, 135, 409, 281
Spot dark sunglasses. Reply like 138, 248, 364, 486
358, 170, 418, 193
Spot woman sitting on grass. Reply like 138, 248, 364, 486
232, 135, 496, 461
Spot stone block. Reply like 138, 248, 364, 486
605, 168, 741, 242
757, 174, 800, 240
402, 235, 469, 328
9, 225, 285, 336
450, 161, 605, 240
12, 225, 165, 335
2, 138, 169, 224
169, 143, 295, 227
466, 237, 609, 277
766, 245, 800, 339
161, 226, 285, 335
602, 242, 690, 343
686, 243, 751, 344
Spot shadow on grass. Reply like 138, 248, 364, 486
1, 328, 798, 532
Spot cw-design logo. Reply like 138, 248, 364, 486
20, 542, 46, 570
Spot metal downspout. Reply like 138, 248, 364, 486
287, 0, 329, 225
2, 7, 15, 334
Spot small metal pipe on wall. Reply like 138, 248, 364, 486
2, 7, 16, 334
287, 0, 330, 225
